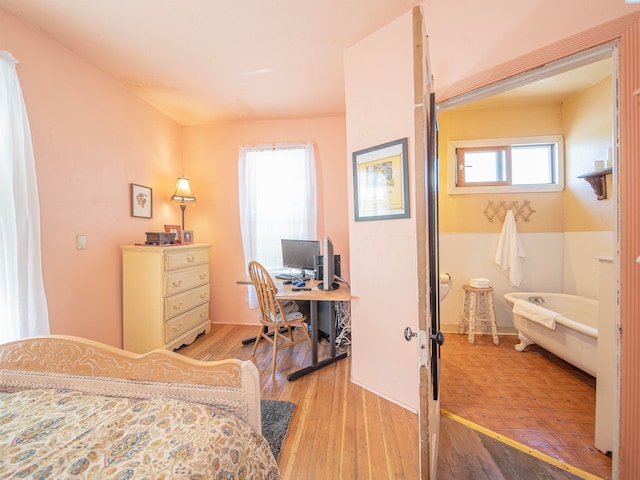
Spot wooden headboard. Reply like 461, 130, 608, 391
0, 335, 262, 432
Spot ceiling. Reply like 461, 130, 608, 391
0, 0, 423, 125
454, 57, 613, 111
0, 1, 613, 125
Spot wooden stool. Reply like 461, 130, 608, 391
459, 285, 499, 345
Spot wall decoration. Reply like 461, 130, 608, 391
352, 138, 409, 221
131, 184, 152, 218
164, 224, 182, 244
182, 230, 194, 244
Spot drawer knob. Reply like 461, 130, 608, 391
199, 273, 207, 279
200, 311, 207, 318
200, 292, 208, 299
172, 280, 182, 287
187, 256, 195, 262
172, 302, 183, 310
173, 322, 183, 332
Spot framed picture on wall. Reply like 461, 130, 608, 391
131, 184, 152, 218
164, 224, 182, 244
352, 138, 409, 221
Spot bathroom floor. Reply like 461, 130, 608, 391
440, 333, 612, 480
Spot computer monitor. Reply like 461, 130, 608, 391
318, 236, 339, 291
281, 239, 320, 279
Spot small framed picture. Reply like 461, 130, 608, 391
131, 184, 152, 218
164, 224, 182, 244
182, 230, 194, 244
352, 138, 409, 221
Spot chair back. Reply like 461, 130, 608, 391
248, 261, 285, 325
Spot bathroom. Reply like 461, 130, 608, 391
436, 48, 616, 472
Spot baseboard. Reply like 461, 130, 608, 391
350, 378, 418, 414
441, 323, 518, 336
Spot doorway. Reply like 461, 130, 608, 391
435, 45, 618, 479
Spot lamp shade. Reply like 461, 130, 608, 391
171, 176, 196, 204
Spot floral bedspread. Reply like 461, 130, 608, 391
0, 388, 279, 479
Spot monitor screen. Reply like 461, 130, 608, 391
281, 239, 320, 271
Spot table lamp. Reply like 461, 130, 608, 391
171, 176, 196, 230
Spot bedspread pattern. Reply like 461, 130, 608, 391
0, 389, 279, 479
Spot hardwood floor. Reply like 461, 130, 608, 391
177, 325, 590, 479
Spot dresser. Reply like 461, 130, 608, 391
121, 244, 211, 353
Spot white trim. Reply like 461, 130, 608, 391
447, 135, 565, 194
437, 43, 616, 112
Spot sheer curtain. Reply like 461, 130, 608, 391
238, 143, 317, 306
0, 51, 49, 342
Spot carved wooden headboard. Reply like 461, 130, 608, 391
0, 335, 262, 432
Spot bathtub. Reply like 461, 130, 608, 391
503, 292, 598, 377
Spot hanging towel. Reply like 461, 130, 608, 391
512, 299, 559, 330
494, 210, 526, 287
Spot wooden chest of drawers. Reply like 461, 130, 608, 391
121, 244, 211, 353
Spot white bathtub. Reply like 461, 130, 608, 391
503, 292, 598, 377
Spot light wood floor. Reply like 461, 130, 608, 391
177, 325, 586, 479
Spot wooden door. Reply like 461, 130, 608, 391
411, 7, 442, 478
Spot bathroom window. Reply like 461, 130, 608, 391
449, 135, 564, 194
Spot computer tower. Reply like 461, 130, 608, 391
292, 299, 334, 340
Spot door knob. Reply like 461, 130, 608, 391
404, 327, 418, 341
431, 330, 445, 345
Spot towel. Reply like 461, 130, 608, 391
469, 278, 491, 288
512, 299, 559, 330
494, 210, 526, 287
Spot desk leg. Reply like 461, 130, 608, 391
287, 300, 347, 381
330, 303, 336, 358
310, 300, 318, 365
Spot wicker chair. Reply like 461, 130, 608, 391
247, 261, 312, 373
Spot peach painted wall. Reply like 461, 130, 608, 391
182, 117, 348, 326
345, 10, 419, 411
0, 8, 183, 347
423, 0, 640, 97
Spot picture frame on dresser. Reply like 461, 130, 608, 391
183, 230, 194, 244
131, 183, 152, 218
164, 224, 182, 244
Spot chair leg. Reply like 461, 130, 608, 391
300, 322, 312, 347
271, 328, 279, 373
251, 325, 265, 356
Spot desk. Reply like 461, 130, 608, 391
238, 276, 351, 381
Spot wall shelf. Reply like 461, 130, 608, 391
578, 167, 612, 200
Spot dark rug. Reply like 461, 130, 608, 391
260, 399, 295, 461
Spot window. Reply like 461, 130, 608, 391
448, 136, 564, 194
238, 143, 317, 271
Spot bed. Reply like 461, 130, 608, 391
0, 335, 279, 479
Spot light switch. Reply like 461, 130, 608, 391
77, 235, 87, 250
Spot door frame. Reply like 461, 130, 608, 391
429, 11, 640, 478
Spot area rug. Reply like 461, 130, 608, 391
260, 399, 295, 461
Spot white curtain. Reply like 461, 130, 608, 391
0, 51, 49, 342
238, 142, 317, 306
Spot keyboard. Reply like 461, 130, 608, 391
275, 273, 296, 280
275, 273, 311, 281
